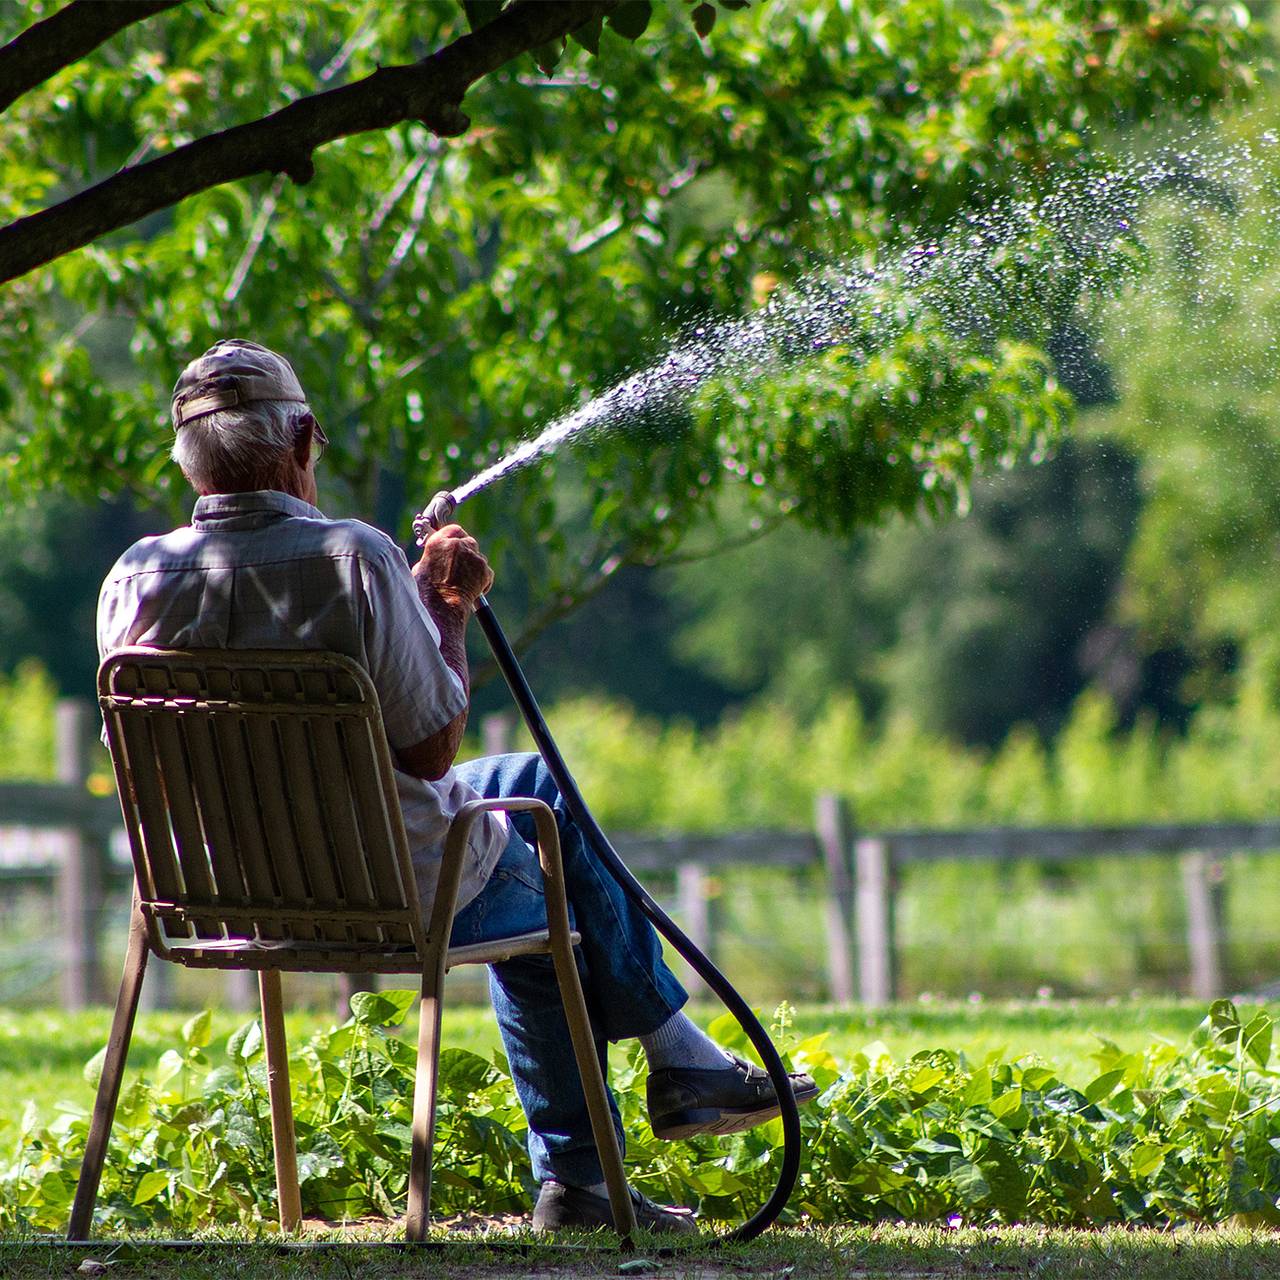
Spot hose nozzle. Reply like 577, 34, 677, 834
413, 490, 457, 545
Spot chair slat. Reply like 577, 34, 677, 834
114, 713, 192, 939
149, 711, 221, 936
275, 714, 349, 945
308, 716, 382, 944
101, 648, 430, 964
240, 715, 317, 943
342, 718, 416, 947
208, 711, 282, 912
179, 712, 252, 907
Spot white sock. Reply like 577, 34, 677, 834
639, 1011, 732, 1071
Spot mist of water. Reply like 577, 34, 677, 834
435, 124, 1279, 517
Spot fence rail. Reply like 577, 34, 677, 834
0, 702, 1271, 1007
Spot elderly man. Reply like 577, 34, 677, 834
97, 340, 815, 1234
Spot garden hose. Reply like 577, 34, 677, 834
416, 490, 803, 1245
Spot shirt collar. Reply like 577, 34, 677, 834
191, 490, 324, 529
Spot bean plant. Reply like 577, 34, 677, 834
4, 998, 1279, 1234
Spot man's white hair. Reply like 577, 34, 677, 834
172, 398, 311, 494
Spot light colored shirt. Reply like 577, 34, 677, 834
96, 489, 506, 913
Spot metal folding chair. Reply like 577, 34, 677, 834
68, 646, 636, 1241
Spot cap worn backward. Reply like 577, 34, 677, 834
171, 338, 308, 429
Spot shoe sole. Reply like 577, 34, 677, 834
651, 1082, 820, 1141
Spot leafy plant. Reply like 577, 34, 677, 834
5, 999, 1280, 1233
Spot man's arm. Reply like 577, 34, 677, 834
395, 523, 494, 781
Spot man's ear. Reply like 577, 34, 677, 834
293, 413, 316, 468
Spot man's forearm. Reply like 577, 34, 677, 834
403, 521, 492, 779
417, 580, 471, 694
406, 577, 471, 776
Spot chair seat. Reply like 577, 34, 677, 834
130, 928, 582, 975
445, 928, 582, 970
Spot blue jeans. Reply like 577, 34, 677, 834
449, 753, 688, 1188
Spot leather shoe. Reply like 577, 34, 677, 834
532, 1179, 697, 1234
647, 1052, 819, 1140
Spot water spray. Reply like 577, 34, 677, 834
415, 487, 803, 1245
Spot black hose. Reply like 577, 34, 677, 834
471, 592, 803, 1244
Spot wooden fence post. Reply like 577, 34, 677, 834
57, 699, 105, 1009
854, 835, 896, 1006
815, 793, 855, 1005
676, 862, 713, 998
1182, 851, 1225, 1001
482, 712, 515, 758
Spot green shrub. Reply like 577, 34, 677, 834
473, 672, 1280, 832
5, 1000, 1279, 1233
0, 661, 56, 782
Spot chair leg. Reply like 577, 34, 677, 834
529, 808, 638, 1241
68, 901, 150, 1241
406, 964, 447, 1240
258, 970, 302, 1233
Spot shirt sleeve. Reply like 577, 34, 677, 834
359, 542, 468, 751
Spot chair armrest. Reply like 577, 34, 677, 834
424, 797, 563, 950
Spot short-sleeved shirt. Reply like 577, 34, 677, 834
96, 489, 506, 913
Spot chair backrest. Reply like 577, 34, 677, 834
99, 647, 427, 972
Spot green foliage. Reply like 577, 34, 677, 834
6, 999, 1280, 1232
0, 660, 56, 781
490, 663, 1280, 834
660, 438, 1140, 743
0, 990, 533, 1232
1093, 83, 1280, 705
0, 0, 1258, 633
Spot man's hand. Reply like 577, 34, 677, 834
397, 524, 491, 782
412, 523, 494, 610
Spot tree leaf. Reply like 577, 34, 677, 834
605, 1, 652, 41
531, 37, 564, 75
569, 15, 603, 56
461, 1, 505, 32
692, 3, 716, 37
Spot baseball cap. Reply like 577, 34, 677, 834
171, 339, 307, 428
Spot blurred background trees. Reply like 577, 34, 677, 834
0, 0, 1273, 761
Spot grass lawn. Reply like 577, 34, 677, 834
2, 1225, 1280, 1280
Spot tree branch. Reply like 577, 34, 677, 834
471, 550, 631, 688
0, 1, 185, 117
0, 0, 615, 286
